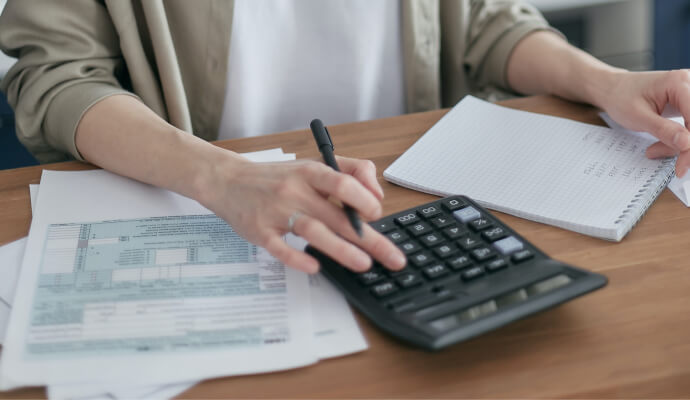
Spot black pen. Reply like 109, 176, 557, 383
310, 119, 363, 237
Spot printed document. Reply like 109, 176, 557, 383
0, 149, 367, 397
1, 168, 316, 389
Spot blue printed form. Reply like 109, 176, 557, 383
0, 169, 316, 389
30, 214, 290, 357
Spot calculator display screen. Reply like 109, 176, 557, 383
430, 274, 572, 331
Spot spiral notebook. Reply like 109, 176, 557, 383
383, 96, 676, 241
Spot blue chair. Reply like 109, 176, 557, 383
655, 0, 690, 70
0, 91, 37, 170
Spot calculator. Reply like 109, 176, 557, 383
306, 195, 607, 350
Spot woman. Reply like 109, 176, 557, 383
1, 0, 688, 273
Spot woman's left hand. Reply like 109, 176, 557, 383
598, 69, 690, 177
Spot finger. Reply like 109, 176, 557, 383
305, 163, 382, 220
356, 224, 407, 270
303, 194, 406, 270
638, 107, 690, 152
677, 150, 690, 178
668, 71, 690, 140
293, 214, 373, 272
263, 234, 320, 274
646, 142, 678, 159
645, 73, 690, 151
335, 156, 384, 200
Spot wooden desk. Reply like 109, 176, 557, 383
1, 95, 689, 398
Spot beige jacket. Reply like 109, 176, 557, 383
0, 0, 551, 163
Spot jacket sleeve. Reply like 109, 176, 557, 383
0, 0, 135, 163
446, 0, 559, 93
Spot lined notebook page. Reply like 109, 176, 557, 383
384, 96, 674, 241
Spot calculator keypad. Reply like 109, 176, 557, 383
361, 196, 535, 308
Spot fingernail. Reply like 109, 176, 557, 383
374, 206, 383, 219
673, 131, 690, 150
388, 251, 407, 270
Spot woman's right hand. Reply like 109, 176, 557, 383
198, 153, 407, 274
74, 95, 402, 274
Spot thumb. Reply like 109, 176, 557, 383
645, 141, 677, 159
640, 108, 690, 152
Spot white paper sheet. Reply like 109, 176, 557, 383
1, 167, 317, 389
599, 112, 690, 206
10, 235, 365, 400
1, 149, 367, 399
0, 304, 9, 345
48, 380, 196, 400
29, 184, 38, 211
288, 236, 367, 359
0, 238, 25, 308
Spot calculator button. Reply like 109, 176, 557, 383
391, 290, 453, 314
371, 220, 395, 233
429, 215, 455, 229
461, 266, 485, 281
399, 241, 421, 255
511, 249, 534, 263
395, 272, 423, 288
412, 296, 460, 319
433, 243, 458, 258
453, 206, 481, 223
493, 236, 524, 255
429, 314, 460, 332
448, 255, 473, 270
409, 252, 434, 267
371, 281, 398, 298
486, 259, 508, 273
470, 218, 493, 231
391, 301, 418, 314
442, 197, 467, 211
420, 233, 444, 247
357, 270, 385, 285
423, 263, 450, 280
386, 230, 409, 243
394, 212, 420, 226
407, 222, 433, 236
457, 235, 481, 251
443, 225, 467, 239
417, 205, 442, 219
481, 226, 508, 242
386, 265, 414, 276
470, 247, 497, 262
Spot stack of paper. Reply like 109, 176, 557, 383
0, 149, 367, 400
0, 238, 24, 344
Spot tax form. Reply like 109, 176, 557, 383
0, 157, 367, 399
0, 149, 365, 391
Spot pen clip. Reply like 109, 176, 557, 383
323, 126, 334, 150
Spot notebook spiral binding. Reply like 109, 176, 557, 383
614, 158, 676, 231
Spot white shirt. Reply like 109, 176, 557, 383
218, 0, 406, 140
